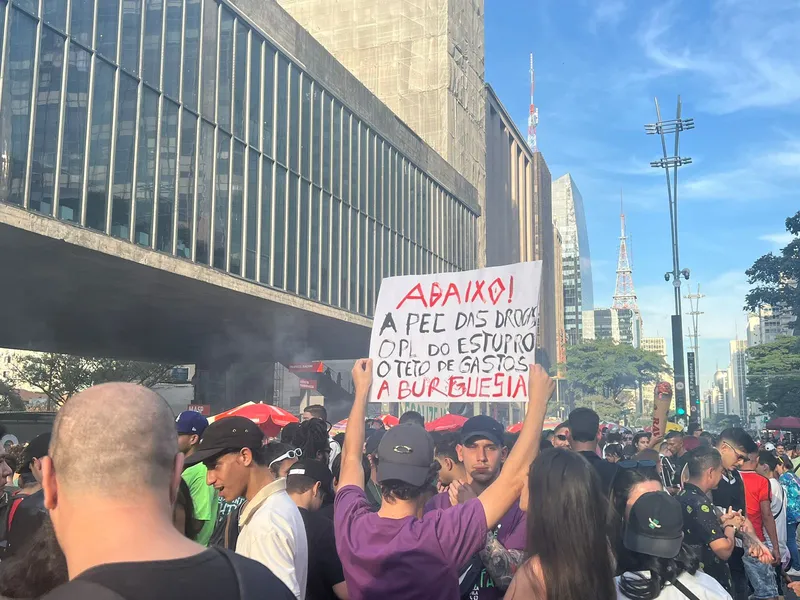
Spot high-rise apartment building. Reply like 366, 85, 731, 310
275, 0, 487, 260
747, 305, 796, 346
554, 226, 566, 372
583, 308, 640, 347
552, 174, 593, 345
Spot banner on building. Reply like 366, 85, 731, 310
298, 378, 318, 390
187, 404, 211, 416
368, 262, 543, 403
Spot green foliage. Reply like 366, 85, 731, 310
562, 340, 671, 403
746, 336, 800, 418
705, 412, 742, 432
574, 394, 626, 424
744, 210, 800, 327
10, 353, 175, 410
0, 376, 26, 411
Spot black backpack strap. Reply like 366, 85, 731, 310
214, 547, 247, 600
671, 578, 702, 600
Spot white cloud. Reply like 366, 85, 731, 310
758, 232, 795, 247
637, 0, 800, 114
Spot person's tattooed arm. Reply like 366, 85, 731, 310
478, 532, 526, 590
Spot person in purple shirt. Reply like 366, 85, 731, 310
334, 359, 554, 600
424, 415, 526, 599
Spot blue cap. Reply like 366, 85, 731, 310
460, 415, 505, 447
176, 411, 209, 435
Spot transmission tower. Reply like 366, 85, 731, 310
528, 53, 539, 153
613, 193, 638, 310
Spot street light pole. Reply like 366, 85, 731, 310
645, 96, 695, 426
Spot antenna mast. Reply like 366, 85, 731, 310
528, 53, 539, 153
613, 191, 638, 310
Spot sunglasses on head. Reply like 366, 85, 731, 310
618, 459, 658, 470
269, 448, 303, 468
556, 434, 568, 441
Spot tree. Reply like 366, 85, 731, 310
744, 210, 800, 328
574, 394, 627, 424
562, 340, 671, 404
746, 336, 800, 418
11, 353, 175, 410
0, 376, 25, 411
705, 413, 742, 432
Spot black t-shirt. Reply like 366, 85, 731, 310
711, 468, 746, 573
40, 548, 295, 600
579, 450, 619, 496
299, 507, 344, 600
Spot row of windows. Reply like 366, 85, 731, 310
0, 0, 478, 317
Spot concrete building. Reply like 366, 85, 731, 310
483, 86, 557, 371
583, 308, 618, 343
552, 174, 594, 345
728, 340, 748, 420
554, 226, 566, 372
713, 369, 730, 415
640, 337, 667, 356
275, 0, 487, 262
747, 305, 796, 346
583, 307, 640, 348
0, 0, 479, 413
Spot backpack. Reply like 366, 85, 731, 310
0, 491, 24, 559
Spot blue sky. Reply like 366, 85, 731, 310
485, 0, 800, 389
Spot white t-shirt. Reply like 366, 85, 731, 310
616, 570, 732, 600
766, 477, 790, 567
237, 478, 309, 599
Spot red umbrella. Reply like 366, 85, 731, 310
425, 414, 467, 432
209, 402, 299, 438
766, 416, 800, 431
377, 414, 400, 427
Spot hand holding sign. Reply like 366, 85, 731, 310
368, 262, 543, 403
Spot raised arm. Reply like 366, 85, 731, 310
648, 382, 672, 450
338, 358, 373, 490
478, 532, 526, 590
479, 365, 554, 529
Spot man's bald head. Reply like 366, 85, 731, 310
50, 383, 178, 497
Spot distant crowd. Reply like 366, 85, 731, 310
0, 362, 799, 600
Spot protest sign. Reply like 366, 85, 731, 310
368, 261, 542, 403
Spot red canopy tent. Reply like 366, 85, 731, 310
209, 402, 299, 438
425, 414, 468, 432
766, 416, 800, 431
331, 414, 400, 434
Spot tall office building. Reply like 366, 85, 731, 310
554, 226, 566, 372
728, 340, 748, 420
275, 0, 487, 260
582, 308, 617, 342
713, 369, 730, 415
552, 174, 593, 344
640, 337, 667, 356
483, 87, 557, 370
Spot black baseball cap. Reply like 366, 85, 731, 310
287, 459, 334, 493
184, 416, 264, 466
623, 491, 684, 559
460, 415, 505, 447
376, 424, 435, 486
20, 432, 51, 473
365, 429, 386, 456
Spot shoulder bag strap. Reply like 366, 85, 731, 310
671, 578, 702, 600
214, 547, 247, 600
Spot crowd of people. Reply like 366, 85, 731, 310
0, 363, 799, 600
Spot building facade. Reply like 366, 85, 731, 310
0, 0, 480, 324
727, 340, 748, 420
484, 86, 557, 370
554, 226, 566, 372
274, 0, 487, 263
747, 305, 796, 346
552, 173, 593, 345
583, 308, 618, 342
640, 337, 667, 356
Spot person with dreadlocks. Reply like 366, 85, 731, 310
290, 419, 332, 467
